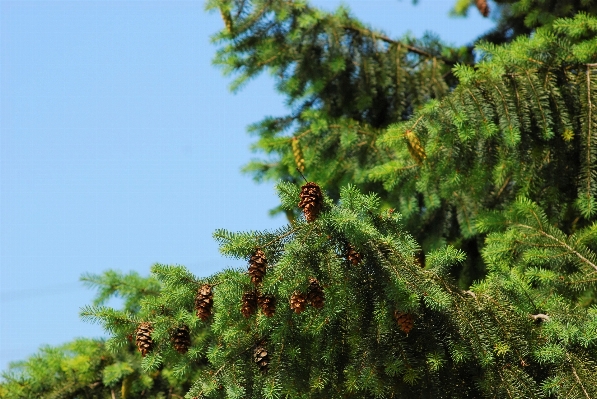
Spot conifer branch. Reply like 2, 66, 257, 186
586, 64, 593, 199
341, 25, 458, 66
566, 353, 592, 399
261, 225, 302, 249
515, 223, 597, 272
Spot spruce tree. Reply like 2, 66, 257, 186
2, 1, 597, 398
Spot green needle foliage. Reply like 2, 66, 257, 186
207, 0, 467, 201
79, 183, 597, 398
3, 2, 597, 398
212, 0, 597, 284
0, 271, 198, 399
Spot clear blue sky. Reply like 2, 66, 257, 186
0, 0, 494, 370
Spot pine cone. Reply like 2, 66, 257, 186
394, 311, 414, 334
346, 244, 362, 266
241, 291, 259, 318
171, 325, 191, 354
248, 249, 267, 285
195, 284, 213, 321
307, 277, 325, 309
475, 0, 489, 17
258, 293, 276, 317
135, 322, 154, 357
290, 291, 307, 314
298, 182, 323, 222
253, 345, 270, 372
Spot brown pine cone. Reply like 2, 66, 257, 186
394, 310, 414, 334
241, 291, 258, 318
258, 293, 276, 317
298, 182, 323, 222
195, 284, 213, 321
289, 291, 307, 314
346, 244, 362, 266
135, 322, 154, 357
248, 249, 267, 285
253, 345, 270, 372
307, 277, 325, 309
171, 325, 191, 354
475, 0, 489, 17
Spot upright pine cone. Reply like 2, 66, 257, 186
135, 322, 154, 357
241, 291, 258, 318
258, 293, 276, 317
346, 244, 362, 266
307, 277, 325, 309
394, 311, 414, 334
195, 284, 213, 321
290, 291, 307, 314
171, 325, 191, 354
475, 0, 489, 17
298, 182, 323, 222
248, 249, 267, 285
253, 345, 270, 372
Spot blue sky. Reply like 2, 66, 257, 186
0, 0, 494, 370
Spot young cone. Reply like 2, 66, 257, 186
290, 291, 307, 314
195, 284, 213, 321
404, 130, 426, 165
292, 137, 305, 173
135, 322, 154, 357
307, 278, 325, 309
394, 311, 414, 334
241, 291, 259, 318
258, 293, 276, 317
298, 182, 323, 222
171, 325, 191, 354
248, 249, 267, 285
253, 345, 270, 372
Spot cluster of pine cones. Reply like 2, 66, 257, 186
241, 248, 277, 318
134, 181, 412, 367
289, 278, 325, 314
135, 322, 191, 357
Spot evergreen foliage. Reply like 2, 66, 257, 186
2, 1, 597, 398
0, 272, 198, 398
77, 184, 597, 398
207, 0, 466, 203
212, 0, 597, 284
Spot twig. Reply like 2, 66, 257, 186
567, 353, 591, 399
297, 168, 308, 183
341, 25, 458, 66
